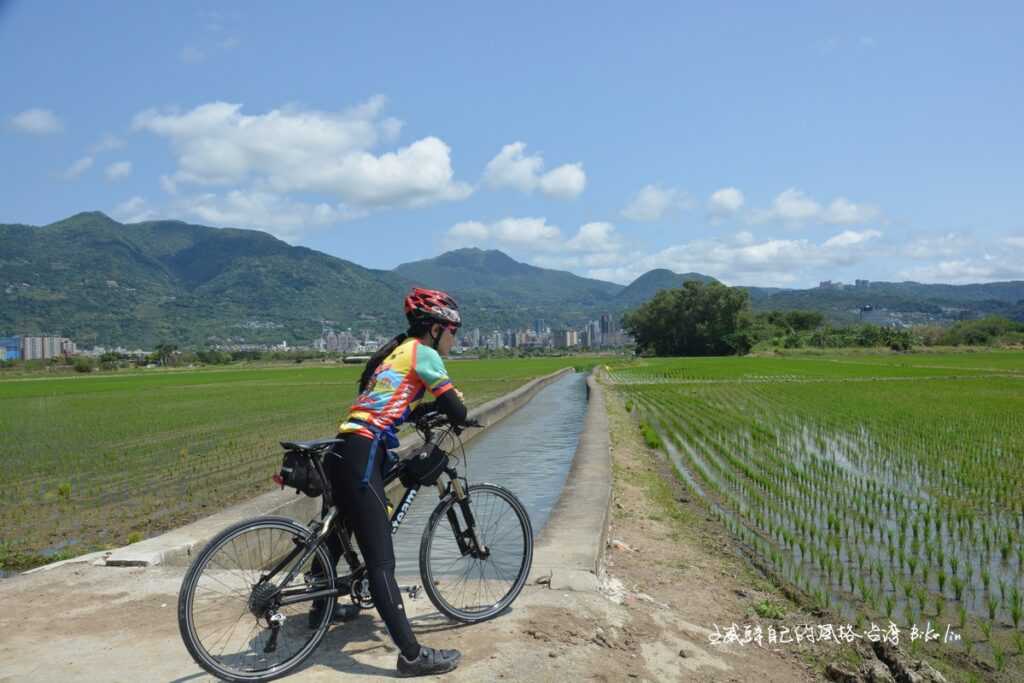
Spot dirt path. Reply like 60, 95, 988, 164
1, 387, 829, 682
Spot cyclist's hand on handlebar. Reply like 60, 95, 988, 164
409, 403, 437, 423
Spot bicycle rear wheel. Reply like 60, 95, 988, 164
177, 516, 336, 683
419, 483, 533, 623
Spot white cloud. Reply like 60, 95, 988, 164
445, 218, 635, 268
133, 98, 471, 209
898, 256, 1024, 284
111, 196, 159, 223
752, 188, 879, 227
10, 108, 63, 134
621, 185, 682, 222
490, 217, 562, 248
822, 229, 882, 249
585, 228, 884, 286
895, 234, 1024, 283
709, 187, 745, 216
176, 190, 365, 241
769, 188, 820, 222
63, 156, 94, 180
160, 174, 178, 195
482, 142, 586, 199
565, 222, 623, 252
90, 134, 125, 154
443, 216, 563, 251
181, 46, 206, 64
538, 162, 586, 199
902, 233, 973, 259
483, 143, 542, 192
448, 221, 490, 242
105, 161, 133, 181
823, 197, 880, 224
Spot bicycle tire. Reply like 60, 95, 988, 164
178, 515, 336, 683
419, 483, 533, 623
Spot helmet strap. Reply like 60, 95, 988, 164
430, 324, 442, 350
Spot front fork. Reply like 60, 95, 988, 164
438, 477, 489, 559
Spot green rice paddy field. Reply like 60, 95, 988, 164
608, 350, 1024, 675
0, 357, 588, 570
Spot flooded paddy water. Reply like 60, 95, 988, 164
611, 353, 1024, 672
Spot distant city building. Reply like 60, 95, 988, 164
1, 336, 21, 361
858, 305, 897, 326
855, 279, 870, 288
18, 335, 76, 360
553, 329, 579, 348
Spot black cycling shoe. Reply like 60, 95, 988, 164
308, 601, 361, 629
397, 646, 462, 677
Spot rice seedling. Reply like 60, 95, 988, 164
610, 352, 1024, 644
1, 357, 575, 568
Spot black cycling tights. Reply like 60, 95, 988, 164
322, 434, 420, 659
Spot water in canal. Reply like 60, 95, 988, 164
391, 371, 588, 578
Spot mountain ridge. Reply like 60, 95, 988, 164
3, 212, 1022, 346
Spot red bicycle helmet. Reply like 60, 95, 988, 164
404, 287, 461, 329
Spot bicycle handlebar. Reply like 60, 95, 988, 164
412, 407, 482, 434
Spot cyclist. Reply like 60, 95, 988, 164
322, 287, 469, 677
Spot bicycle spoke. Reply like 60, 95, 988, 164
181, 519, 333, 681
422, 485, 532, 622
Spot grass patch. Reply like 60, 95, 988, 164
753, 599, 786, 619
639, 420, 663, 450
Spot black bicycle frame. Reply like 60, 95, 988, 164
265, 430, 479, 608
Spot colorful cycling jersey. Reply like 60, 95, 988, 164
339, 338, 454, 440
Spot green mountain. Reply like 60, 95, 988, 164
3, 212, 1023, 348
394, 248, 624, 329
748, 281, 1024, 324
613, 268, 718, 306
1, 212, 410, 347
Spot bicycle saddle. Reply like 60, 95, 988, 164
280, 438, 343, 452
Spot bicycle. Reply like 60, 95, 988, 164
177, 410, 534, 682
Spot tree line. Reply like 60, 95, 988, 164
622, 281, 1024, 356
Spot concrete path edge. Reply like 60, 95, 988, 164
528, 371, 612, 592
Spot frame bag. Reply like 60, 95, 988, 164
400, 444, 449, 488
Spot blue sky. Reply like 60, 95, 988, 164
3, 1, 1023, 287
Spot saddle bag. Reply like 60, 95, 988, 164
277, 450, 325, 497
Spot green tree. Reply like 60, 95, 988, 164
623, 281, 753, 356
154, 343, 178, 366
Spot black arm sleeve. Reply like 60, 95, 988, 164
434, 389, 468, 425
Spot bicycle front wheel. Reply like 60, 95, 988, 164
419, 483, 533, 623
177, 515, 336, 683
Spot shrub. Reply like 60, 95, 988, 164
73, 356, 96, 373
